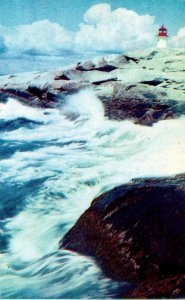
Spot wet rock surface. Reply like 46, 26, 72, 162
0, 49, 185, 125
0, 87, 58, 108
61, 173, 185, 298
98, 82, 185, 125
127, 274, 185, 298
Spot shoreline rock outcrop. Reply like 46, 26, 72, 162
99, 82, 185, 125
0, 49, 185, 126
61, 173, 185, 298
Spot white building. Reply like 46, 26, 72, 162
157, 25, 168, 48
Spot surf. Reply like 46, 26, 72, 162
0, 90, 185, 298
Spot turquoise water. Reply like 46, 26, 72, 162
0, 60, 185, 297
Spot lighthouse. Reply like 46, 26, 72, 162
157, 25, 168, 48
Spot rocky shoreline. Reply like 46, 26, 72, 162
1, 48, 185, 298
0, 49, 185, 126
61, 173, 185, 298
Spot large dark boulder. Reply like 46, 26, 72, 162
61, 173, 185, 298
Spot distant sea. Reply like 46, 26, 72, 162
0, 52, 118, 75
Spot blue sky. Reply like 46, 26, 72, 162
0, 0, 184, 35
0, 0, 184, 55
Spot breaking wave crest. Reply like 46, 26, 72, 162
0, 90, 185, 298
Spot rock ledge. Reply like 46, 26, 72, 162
61, 173, 185, 298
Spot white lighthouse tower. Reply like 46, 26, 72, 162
157, 25, 168, 48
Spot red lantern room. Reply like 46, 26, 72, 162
158, 25, 168, 37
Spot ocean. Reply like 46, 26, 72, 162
0, 52, 115, 76
0, 54, 185, 298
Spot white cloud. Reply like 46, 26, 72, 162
170, 27, 185, 48
3, 20, 74, 56
1, 4, 184, 56
75, 3, 157, 51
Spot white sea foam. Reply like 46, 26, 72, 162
0, 90, 185, 297
0, 98, 51, 121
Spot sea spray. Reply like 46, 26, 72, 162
0, 91, 185, 297
62, 89, 105, 129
